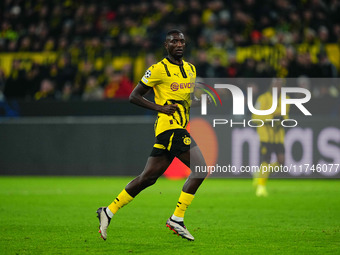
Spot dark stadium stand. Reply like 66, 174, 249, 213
0, 0, 339, 113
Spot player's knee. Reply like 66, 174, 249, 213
139, 174, 158, 188
191, 163, 208, 179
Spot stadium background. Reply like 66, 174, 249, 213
0, 0, 339, 176
0, 1, 339, 254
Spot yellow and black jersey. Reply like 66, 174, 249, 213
140, 57, 196, 137
252, 90, 290, 144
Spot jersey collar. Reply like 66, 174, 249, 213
165, 57, 184, 66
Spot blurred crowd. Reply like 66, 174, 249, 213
2, 56, 134, 101
0, 0, 340, 101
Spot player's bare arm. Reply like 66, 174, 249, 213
129, 82, 179, 115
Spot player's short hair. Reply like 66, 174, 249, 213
166, 29, 183, 40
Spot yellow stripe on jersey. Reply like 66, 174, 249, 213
140, 58, 196, 137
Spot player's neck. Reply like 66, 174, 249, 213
167, 56, 183, 65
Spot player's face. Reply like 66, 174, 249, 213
165, 33, 186, 59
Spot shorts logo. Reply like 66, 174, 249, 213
144, 70, 151, 78
170, 82, 179, 91
183, 137, 191, 145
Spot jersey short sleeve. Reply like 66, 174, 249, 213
140, 64, 162, 88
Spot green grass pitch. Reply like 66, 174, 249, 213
0, 177, 339, 255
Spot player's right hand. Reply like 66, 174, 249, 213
160, 104, 178, 115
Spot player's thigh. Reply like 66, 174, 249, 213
177, 145, 206, 168
178, 145, 208, 180
140, 154, 173, 179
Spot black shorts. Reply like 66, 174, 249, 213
260, 142, 285, 161
150, 129, 197, 160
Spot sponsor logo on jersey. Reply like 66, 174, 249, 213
170, 82, 193, 91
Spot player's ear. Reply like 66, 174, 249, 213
164, 41, 168, 50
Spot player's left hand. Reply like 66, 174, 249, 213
160, 104, 179, 115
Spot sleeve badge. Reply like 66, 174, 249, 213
144, 70, 151, 78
